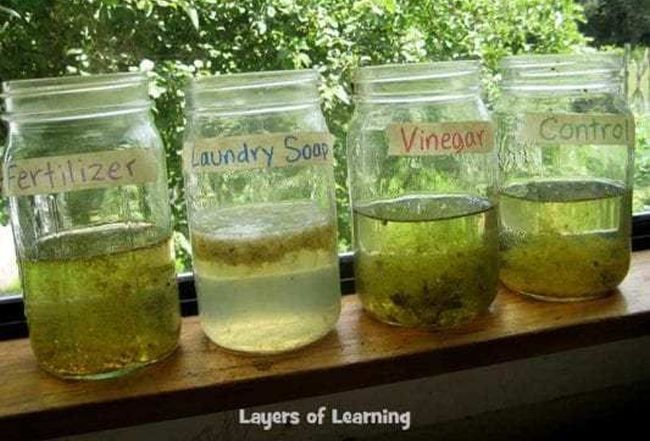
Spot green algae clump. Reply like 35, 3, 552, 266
191, 202, 336, 268
499, 179, 631, 301
500, 233, 630, 300
22, 226, 180, 379
354, 194, 499, 328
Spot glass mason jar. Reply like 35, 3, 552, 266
625, 46, 650, 214
347, 61, 499, 328
495, 54, 633, 301
183, 69, 341, 354
1, 73, 180, 379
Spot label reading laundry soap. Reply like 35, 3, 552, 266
386, 122, 494, 156
521, 113, 635, 146
184, 132, 334, 173
3, 149, 159, 197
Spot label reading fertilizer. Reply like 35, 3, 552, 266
521, 113, 635, 146
184, 132, 334, 173
386, 122, 494, 156
2, 149, 159, 197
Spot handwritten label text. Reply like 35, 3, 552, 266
522, 113, 634, 146
386, 122, 494, 156
3, 149, 159, 197
184, 132, 334, 173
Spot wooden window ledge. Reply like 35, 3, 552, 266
1, 251, 649, 440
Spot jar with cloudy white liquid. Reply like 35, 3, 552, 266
183, 70, 341, 354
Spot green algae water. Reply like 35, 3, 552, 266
353, 194, 498, 328
499, 179, 631, 301
192, 201, 341, 354
22, 224, 180, 379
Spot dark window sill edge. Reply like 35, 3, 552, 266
1, 213, 649, 341
633, 235, 650, 251
633, 213, 650, 250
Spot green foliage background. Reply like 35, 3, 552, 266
0, 0, 587, 269
580, 1, 650, 213
580, 0, 650, 45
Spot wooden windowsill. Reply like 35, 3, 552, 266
1, 251, 649, 440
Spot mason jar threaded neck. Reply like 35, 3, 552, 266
353, 61, 482, 103
1, 72, 151, 123
186, 69, 321, 115
499, 53, 624, 93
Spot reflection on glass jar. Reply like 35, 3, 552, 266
183, 70, 341, 354
625, 45, 650, 214
347, 61, 499, 328
1, 73, 180, 379
495, 54, 633, 301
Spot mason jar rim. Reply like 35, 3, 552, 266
352, 60, 482, 104
2, 72, 151, 122
186, 69, 321, 114
2, 72, 148, 98
188, 69, 319, 93
499, 53, 624, 91
354, 60, 480, 84
500, 53, 623, 71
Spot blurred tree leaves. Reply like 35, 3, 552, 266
0, 0, 586, 267
580, 0, 650, 45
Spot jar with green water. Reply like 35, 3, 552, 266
347, 61, 499, 328
495, 54, 633, 301
1, 73, 180, 379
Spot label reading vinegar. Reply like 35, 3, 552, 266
2, 149, 159, 197
521, 113, 635, 146
184, 132, 335, 173
386, 122, 494, 156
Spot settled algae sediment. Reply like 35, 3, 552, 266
191, 201, 341, 354
22, 224, 180, 379
499, 179, 631, 300
191, 202, 336, 268
354, 194, 498, 328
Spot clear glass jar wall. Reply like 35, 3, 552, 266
1, 73, 180, 379
183, 69, 341, 354
495, 54, 633, 301
347, 61, 499, 328
626, 46, 650, 214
